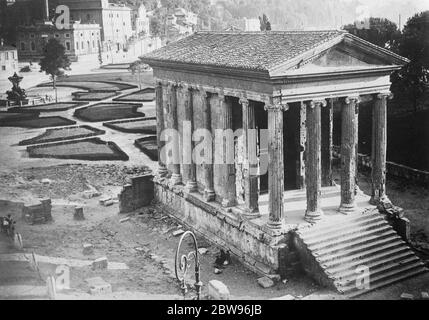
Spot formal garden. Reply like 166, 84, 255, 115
8, 102, 87, 113
0, 116, 76, 128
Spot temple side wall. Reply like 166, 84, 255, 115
154, 180, 291, 276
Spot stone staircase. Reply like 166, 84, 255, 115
294, 210, 428, 297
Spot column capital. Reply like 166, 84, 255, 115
264, 97, 289, 112
308, 99, 327, 108
178, 81, 190, 91
377, 91, 393, 100
345, 95, 361, 105
239, 97, 249, 107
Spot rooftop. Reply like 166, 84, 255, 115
0, 44, 16, 52
142, 30, 346, 72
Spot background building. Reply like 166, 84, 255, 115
58, 0, 132, 47
0, 39, 18, 78
17, 21, 101, 61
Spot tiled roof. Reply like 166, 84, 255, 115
0, 45, 16, 52
142, 30, 345, 72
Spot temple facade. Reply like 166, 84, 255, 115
141, 31, 410, 277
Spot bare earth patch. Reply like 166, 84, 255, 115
27, 138, 129, 161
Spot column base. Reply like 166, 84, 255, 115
157, 165, 168, 178
242, 209, 261, 219
267, 220, 283, 229
339, 202, 357, 215
185, 181, 198, 193
169, 173, 182, 187
221, 198, 236, 208
305, 209, 324, 224
204, 189, 216, 202
369, 194, 391, 207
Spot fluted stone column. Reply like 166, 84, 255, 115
354, 98, 360, 194
370, 92, 392, 205
240, 98, 259, 214
169, 84, 182, 186
305, 100, 325, 223
298, 102, 307, 189
321, 98, 334, 187
219, 94, 236, 207
265, 99, 287, 228
182, 84, 198, 193
339, 96, 360, 214
156, 81, 168, 177
202, 89, 215, 202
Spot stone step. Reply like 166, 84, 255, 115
314, 230, 397, 256
340, 262, 427, 295
324, 243, 409, 272
298, 212, 381, 239
345, 267, 428, 298
333, 250, 416, 280
308, 224, 392, 250
335, 255, 421, 286
316, 236, 403, 264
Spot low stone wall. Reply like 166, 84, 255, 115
333, 146, 429, 187
153, 178, 292, 277
118, 174, 154, 214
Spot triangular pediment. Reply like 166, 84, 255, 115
269, 33, 409, 77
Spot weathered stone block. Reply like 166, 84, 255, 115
421, 292, 429, 300
74, 207, 85, 221
118, 175, 154, 214
85, 277, 112, 296
208, 280, 230, 300
92, 257, 108, 270
400, 293, 414, 300
22, 199, 52, 224
257, 276, 275, 289
83, 243, 94, 255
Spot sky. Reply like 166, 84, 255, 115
341, 0, 429, 28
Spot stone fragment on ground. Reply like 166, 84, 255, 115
99, 197, 112, 206
214, 268, 222, 274
83, 243, 94, 255
208, 280, 230, 300
119, 217, 130, 223
270, 294, 295, 300
400, 293, 414, 300
92, 257, 108, 270
257, 276, 275, 289
172, 229, 185, 237
82, 190, 101, 199
85, 277, 112, 296
198, 248, 208, 255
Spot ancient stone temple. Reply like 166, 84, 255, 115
141, 31, 427, 295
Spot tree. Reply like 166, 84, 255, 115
343, 17, 401, 49
259, 13, 271, 31
39, 39, 71, 103
391, 11, 429, 112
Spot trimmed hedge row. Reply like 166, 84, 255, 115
8, 102, 87, 113
134, 136, 158, 161
103, 117, 156, 134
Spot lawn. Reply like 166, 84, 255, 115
8, 102, 86, 113
72, 91, 119, 101
74, 103, 145, 122
27, 137, 129, 161
113, 88, 155, 102
103, 117, 156, 134
134, 136, 158, 161
19, 125, 105, 146
0, 116, 76, 128
0, 112, 40, 122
